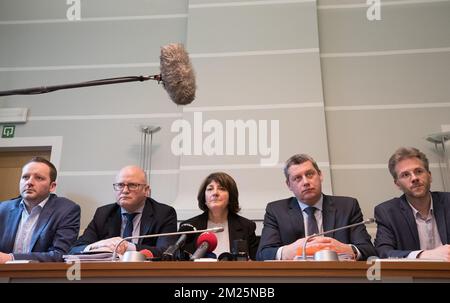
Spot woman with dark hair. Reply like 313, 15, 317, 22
180, 172, 259, 260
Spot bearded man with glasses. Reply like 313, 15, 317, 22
70, 165, 177, 257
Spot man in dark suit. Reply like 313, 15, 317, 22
257, 154, 375, 261
375, 147, 450, 260
0, 157, 80, 263
70, 165, 177, 257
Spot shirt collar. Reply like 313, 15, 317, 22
406, 193, 434, 220
297, 194, 323, 212
20, 195, 50, 214
120, 201, 145, 215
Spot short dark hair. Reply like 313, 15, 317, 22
197, 172, 241, 214
388, 147, 430, 180
25, 157, 57, 182
284, 154, 321, 180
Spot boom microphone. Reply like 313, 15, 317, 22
190, 232, 218, 261
0, 43, 196, 106
162, 223, 197, 261
160, 43, 196, 105
301, 218, 375, 260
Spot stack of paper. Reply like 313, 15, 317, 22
63, 251, 118, 263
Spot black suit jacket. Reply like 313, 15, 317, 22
180, 212, 259, 260
70, 197, 177, 257
256, 195, 376, 260
0, 194, 80, 262
374, 191, 450, 258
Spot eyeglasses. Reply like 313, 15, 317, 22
112, 183, 146, 191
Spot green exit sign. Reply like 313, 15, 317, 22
2, 125, 15, 138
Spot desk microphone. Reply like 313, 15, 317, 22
190, 232, 218, 261
301, 218, 375, 260
139, 249, 154, 260
162, 224, 197, 261
218, 252, 234, 261
111, 226, 224, 261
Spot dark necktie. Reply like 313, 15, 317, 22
122, 213, 138, 240
304, 206, 319, 236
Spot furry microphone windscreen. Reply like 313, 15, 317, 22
160, 43, 196, 105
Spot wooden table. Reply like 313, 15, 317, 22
1, 260, 450, 283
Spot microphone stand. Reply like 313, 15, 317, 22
302, 218, 375, 260
0, 75, 162, 97
111, 226, 224, 261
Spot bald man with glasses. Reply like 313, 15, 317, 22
70, 165, 177, 257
